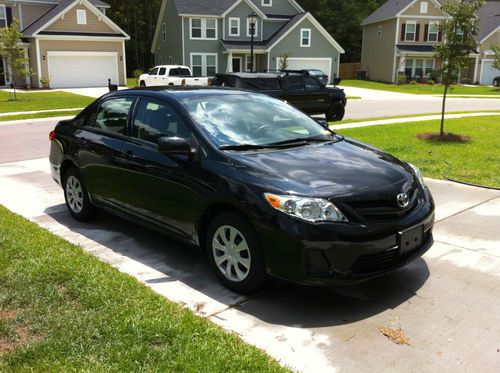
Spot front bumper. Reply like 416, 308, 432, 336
256, 200, 435, 286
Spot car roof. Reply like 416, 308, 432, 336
105, 86, 253, 101
217, 72, 280, 79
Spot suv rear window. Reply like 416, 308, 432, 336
244, 78, 279, 90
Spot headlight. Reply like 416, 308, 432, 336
264, 193, 348, 223
409, 163, 426, 187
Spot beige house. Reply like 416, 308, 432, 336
0, 0, 129, 88
361, 0, 500, 85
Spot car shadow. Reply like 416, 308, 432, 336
44, 205, 430, 328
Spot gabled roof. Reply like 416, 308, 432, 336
21, 0, 129, 38
175, 0, 237, 16
362, 0, 414, 25
475, 0, 500, 42
11, 0, 109, 8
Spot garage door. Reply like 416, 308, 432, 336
48, 52, 119, 88
279, 58, 332, 83
480, 60, 500, 86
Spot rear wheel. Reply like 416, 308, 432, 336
493, 78, 500, 87
325, 102, 345, 122
206, 212, 267, 294
140, 81, 146, 87
63, 168, 96, 221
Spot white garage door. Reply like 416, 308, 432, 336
48, 52, 119, 88
279, 58, 332, 83
480, 60, 500, 86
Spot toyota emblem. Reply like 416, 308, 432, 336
397, 193, 410, 208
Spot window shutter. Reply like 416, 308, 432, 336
424, 24, 429, 42
401, 23, 406, 41
6, 7, 13, 27
415, 24, 420, 41
438, 31, 442, 42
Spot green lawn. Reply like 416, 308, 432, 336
340, 80, 500, 96
0, 206, 287, 372
0, 110, 82, 122
336, 116, 499, 187
0, 91, 93, 114
127, 78, 138, 88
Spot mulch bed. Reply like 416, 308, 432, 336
416, 132, 471, 142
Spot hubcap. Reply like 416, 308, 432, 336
65, 175, 84, 213
212, 225, 251, 282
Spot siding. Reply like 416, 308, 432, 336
248, 0, 298, 15
268, 18, 340, 80
481, 29, 499, 49
224, 1, 262, 42
154, 0, 183, 66
45, 5, 115, 33
398, 19, 442, 44
361, 19, 398, 82
263, 19, 286, 40
20, 4, 54, 30
401, 0, 443, 17
38, 39, 125, 85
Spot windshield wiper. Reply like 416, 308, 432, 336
218, 144, 269, 151
265, 135, 339, 147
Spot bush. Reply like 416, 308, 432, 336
397, 73, 407, 85
133, 69, 144, 85
40, 77, 50, 89
410, 80, 418, 85
427, 79, 435, 85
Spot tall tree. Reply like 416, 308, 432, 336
104, 0, 162, 74
434, 0, 483, 136
296, 0, 386, 62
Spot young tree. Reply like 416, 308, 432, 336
0, 18, 34, 97
434, 0, 483, 137
492, 45, 500, 70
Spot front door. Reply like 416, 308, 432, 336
232, 58, 241, 73
0, 59, 6, 86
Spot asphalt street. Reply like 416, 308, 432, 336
1, 104, 499, 372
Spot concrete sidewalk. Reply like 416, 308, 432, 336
0, 157, 499, 372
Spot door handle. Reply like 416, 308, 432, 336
121, 150, 136, 159
78, 137, 89, 145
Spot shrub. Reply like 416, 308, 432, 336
133, 69, 144, 85
410, 80, 418, 85
427, 79, 435, 85
40, 77, 50, 89
397, 73, 407, 85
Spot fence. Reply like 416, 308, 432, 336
339, 63, 362, 80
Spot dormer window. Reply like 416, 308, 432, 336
0, 5, 7, 28
420, 2, 428, 14
262, 0, 272, 6
77, 9, 87, 25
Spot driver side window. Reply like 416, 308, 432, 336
132, 98, 189, 143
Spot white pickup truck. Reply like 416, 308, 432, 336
139, 65, 209, 87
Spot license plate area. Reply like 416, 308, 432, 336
398, 225, 423, 254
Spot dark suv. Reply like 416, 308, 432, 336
212, 72, 346, 121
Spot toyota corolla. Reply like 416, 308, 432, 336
49, 88, 434, 293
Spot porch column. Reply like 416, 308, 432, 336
473, 55, 479, 84
227, 52, 233, 73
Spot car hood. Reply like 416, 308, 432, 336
229, 138, 415, 198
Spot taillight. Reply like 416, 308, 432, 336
181, 79, 186, 85
49, 130, 55, 141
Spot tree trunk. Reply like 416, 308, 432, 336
440, 82, 449, 136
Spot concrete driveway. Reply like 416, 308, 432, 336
1, 117, 499, 371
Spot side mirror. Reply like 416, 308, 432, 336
333, 78, 342, 86
316, 119, 329, 129
158, 137, 191, 155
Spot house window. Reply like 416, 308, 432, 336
300, 28, 311, 47
191, 53, 217, 76
247, 18, 258, 37
162, 22, 166, 41
420, 2, 428, 14
405, 21, 416, 41
229, 17, 240, 37
76, 9, 87, 25
0, 5, 7, 28
262, 0, 272, 6
428, 22, 439, 42
190, 18, 217, 40
378, 26, 382, 37
245, 54, 257, 71
404, 58, 434, 78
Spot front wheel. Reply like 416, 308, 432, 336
493, 78, 500, 87
140, 81, 146, 87
206, 212, 267, 294
63, 168, 96, 221
325, 102, 345, 122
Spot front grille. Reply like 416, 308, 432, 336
352, 247, 401, 274
346, 188, 421, 222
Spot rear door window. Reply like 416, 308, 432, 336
304, 77, 323, 90
245, 78, 279, 90
85, 97, 135, 135
283, 77, 305, 90
132, 98, 190, 143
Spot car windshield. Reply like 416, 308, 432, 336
182, 93, 334, 148
309, 70, 324, 76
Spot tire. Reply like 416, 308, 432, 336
206, 212, 267, 294
493, 78, 500, 87
140, 81, 146, 87
63, 168, 96, 222
325, 102, 345, 122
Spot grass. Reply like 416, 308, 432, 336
0, 91, 93, 114
340, 80, 500, 95
335, 116, 499, 187
0, 110, 82, 122
0, 206, 288, 372
127, 77, 138, 88
333, 110, 500, 125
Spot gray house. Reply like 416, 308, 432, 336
151, 0, 344, 84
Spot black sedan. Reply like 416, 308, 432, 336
49, 88, 434, 294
